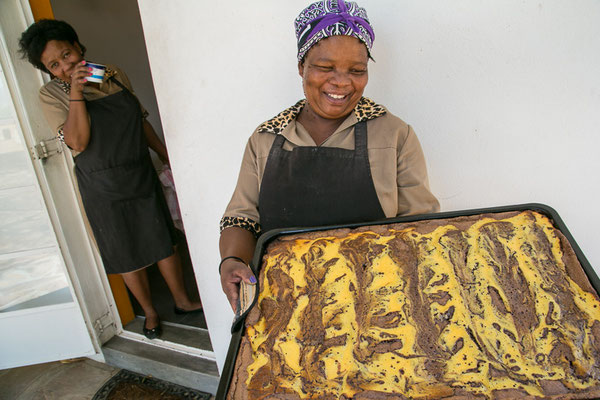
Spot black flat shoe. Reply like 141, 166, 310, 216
174, 306, 203, 315
143, 319, 162, 339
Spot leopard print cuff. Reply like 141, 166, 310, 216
220, 216, 262, 238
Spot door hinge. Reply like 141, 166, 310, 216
31, 137, 63, 160
93, 311, 115, 335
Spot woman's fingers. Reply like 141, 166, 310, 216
70, 61, 91, 89
221, 261, 257, 312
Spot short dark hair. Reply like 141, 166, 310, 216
18, 19, 86, 73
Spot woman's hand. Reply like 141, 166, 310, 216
219, 226, 257, 312
69, 60, 91, 95
220, 258, 257, 313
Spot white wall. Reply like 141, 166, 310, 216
137, 0, 600, 371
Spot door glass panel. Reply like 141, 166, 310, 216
0, 186, 55, 253
0, 252, 69, 311
0, 127, 34, 190
0, 63, 71, 312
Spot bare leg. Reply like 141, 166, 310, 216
121, 267, 160, 329
157, 248, 202, 311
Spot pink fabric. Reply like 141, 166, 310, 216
158, 165, 184, 232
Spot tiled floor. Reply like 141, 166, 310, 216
0, 358, 119, 400
0, 357, 216, 400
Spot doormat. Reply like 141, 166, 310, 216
92, 369, 212, 400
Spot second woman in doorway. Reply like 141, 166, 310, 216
19, 19, 202, 339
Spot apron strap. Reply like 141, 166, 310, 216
109, 75, 127, 91
354, 120, 368, 155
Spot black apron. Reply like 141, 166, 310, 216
74, 78, 176, 274
259, 120, 386, 232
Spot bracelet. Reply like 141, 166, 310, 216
69, 99, 85, 101
218, 256, 246, 275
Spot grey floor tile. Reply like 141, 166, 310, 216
0, 359, 119, 400
0, 362, 64, 400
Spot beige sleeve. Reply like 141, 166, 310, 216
222, 134, 262, 224
38, 85, 68, 137
396, 125, 441, 216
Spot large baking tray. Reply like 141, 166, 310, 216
215, 203, 599, 400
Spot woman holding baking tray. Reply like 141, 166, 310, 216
219, 0, 440, 310
19, 19, 202, 339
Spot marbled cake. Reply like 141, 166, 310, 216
227, 211, 600, 400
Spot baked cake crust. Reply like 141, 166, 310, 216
227, 211, 600, 400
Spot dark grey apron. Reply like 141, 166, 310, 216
258, 120, 386, 232
74, 78, 176, 274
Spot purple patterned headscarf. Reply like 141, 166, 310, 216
295, 0, 375, 62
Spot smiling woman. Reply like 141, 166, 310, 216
218, 0, 440, 312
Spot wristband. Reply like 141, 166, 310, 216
69, 99, 85, 101
218, 256, 246, 275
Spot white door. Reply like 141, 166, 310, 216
0, 59, 96, 369
0, 0, 118, 369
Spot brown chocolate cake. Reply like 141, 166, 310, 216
226, 211, 600, 399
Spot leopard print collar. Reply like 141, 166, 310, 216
54, 67, 117, 95
257, 97, 387, 135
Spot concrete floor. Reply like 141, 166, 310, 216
0, 358, 119, 400
0, 358, 215, 400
